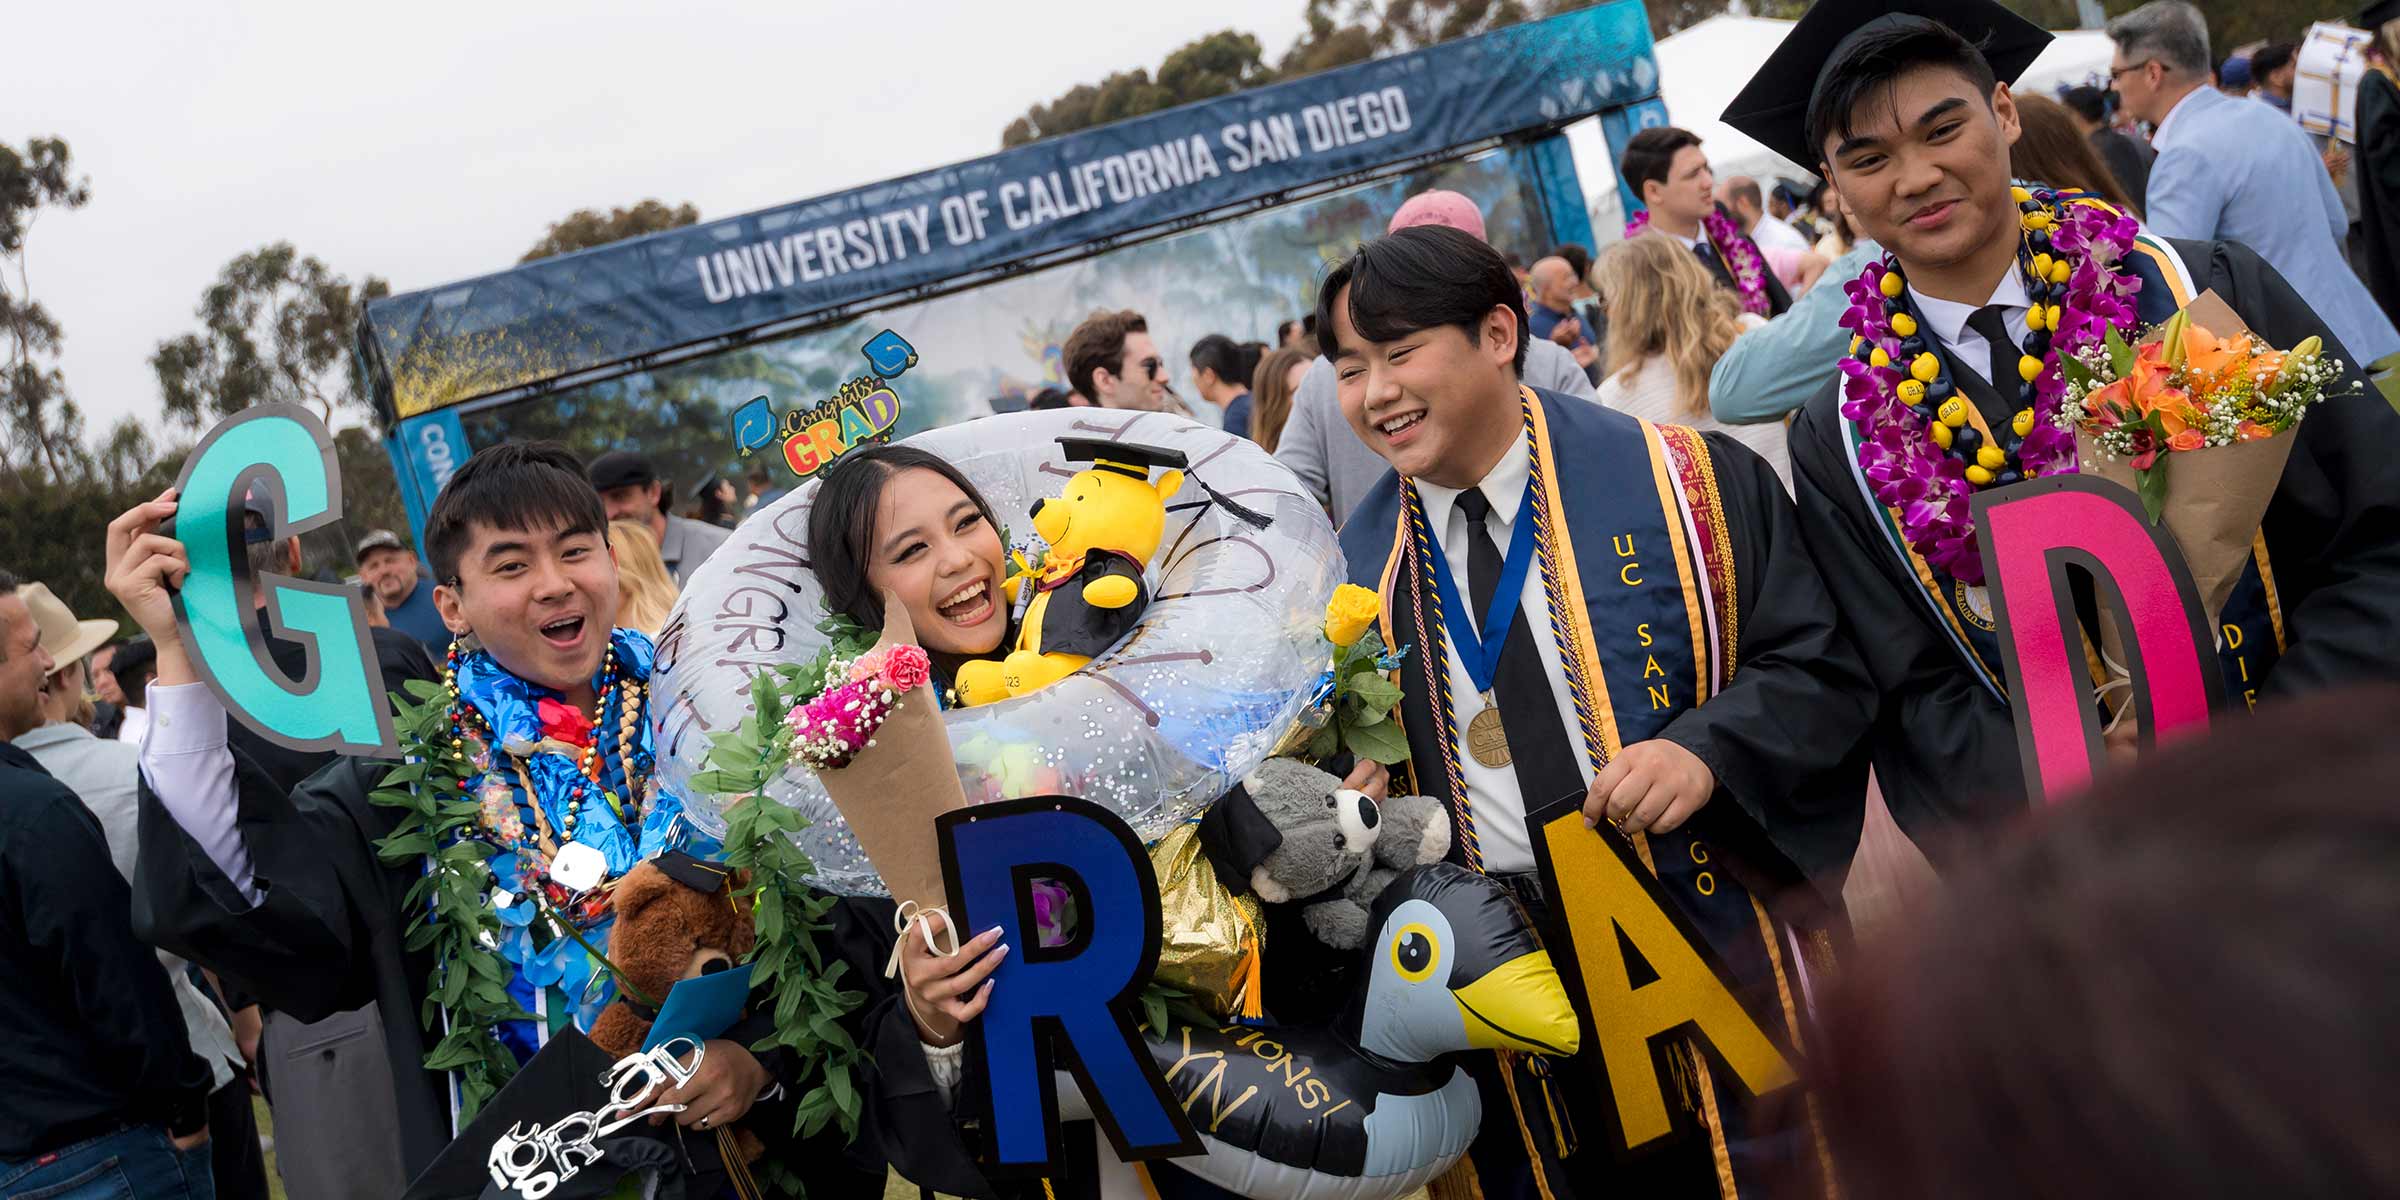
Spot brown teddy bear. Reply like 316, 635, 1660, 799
586, 852, 766, 1163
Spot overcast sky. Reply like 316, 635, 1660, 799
6, 0, 1314, 439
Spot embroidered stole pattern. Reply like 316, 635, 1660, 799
1367, 389, 1819, 1200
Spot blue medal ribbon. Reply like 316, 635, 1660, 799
1412, 473, 1539, 696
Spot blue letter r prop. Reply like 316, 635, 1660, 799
938, 797, 1202, 1172
172, 404, 399, 758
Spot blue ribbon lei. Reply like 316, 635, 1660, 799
1411, 473, 1538, 697
446, 628, 717, 1055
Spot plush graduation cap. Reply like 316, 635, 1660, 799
1057, 436, 1189, 478
1721, 0, 2054, 170
1054, 437, 1272, 529
649, 850, 734, 896
403, 1028, 732, 1200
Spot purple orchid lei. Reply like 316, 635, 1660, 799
1625, 206, 1773, 316
1835, 188, 2143, 584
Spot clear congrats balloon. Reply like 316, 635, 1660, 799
651, 409, 1344, 896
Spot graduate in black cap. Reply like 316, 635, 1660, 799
2354, 0, 2400, 324
1726, 0, 2400, 862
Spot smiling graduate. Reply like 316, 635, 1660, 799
102, 444, 875, 1195
1324, 224, 1873, 1197
1739, 0, 2400, 863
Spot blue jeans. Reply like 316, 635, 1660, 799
0, 1127, 214, 1200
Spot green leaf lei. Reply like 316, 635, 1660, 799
368, 677, 532, 1119
687, 609, 878, 1149
370, 654, 870, 1168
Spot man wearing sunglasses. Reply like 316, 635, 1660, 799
1062, 307, 1175, 410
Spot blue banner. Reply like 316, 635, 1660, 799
360, 1, 1658, 420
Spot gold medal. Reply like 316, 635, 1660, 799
1466, 692, 1511, 769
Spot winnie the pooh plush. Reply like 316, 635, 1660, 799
954, 437, 1187, 705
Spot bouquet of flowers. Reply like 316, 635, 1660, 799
1277, 584, 1411, 767
697, 599, 963, 917
2059, 290, 2354, 622
780, 643, 932, 771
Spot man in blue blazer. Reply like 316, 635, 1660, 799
2108, 0, 2400, 364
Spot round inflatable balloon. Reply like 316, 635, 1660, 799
651, 409, 1344, 896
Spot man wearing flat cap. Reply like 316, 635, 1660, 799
1724, 0, 2400, 864
590, 450, 732, 586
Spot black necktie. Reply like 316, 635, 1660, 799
1454, 487, 1585, 820
1966, 305, 2021, 394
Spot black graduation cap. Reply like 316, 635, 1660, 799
1721, 0, 2054, 170
650, 850, 733, 896
403, 1028, 731, 1200
1056, 437, 1189, 478
1053, 436, 1273, 530
2364, 0, 2400, 30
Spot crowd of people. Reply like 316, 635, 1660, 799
4, 1, 2398, 1198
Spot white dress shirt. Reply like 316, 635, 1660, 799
137, 681, 263, 906
1410, 429, 1594, 875
1750, 213, 1812, 255
1908, 268, 2034, 387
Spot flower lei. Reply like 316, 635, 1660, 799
1626, 205, 1773, 316
370, 632, 864, 1154
1835, 183, 2143, 583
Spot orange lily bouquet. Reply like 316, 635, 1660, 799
2064, 290, 2355, 645
2062, 291, 2350, 523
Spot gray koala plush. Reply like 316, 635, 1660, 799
1204, 757, 1452, 950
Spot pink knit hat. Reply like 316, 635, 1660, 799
1387, 190, 1487, 241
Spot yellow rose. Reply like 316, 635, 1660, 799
1325, 584, 1382, 648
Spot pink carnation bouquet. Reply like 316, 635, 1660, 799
780, 644, 934, 772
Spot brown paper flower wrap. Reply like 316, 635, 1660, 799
810, 601, 965, 921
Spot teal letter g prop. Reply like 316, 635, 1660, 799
172, 404, 399, 758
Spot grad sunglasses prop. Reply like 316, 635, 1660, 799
1972, 476, 2219, 804
168, 404, 399, 758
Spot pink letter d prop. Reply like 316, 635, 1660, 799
1972, 476, 2218, 804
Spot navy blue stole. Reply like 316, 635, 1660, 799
1342, 389, 1810, 1187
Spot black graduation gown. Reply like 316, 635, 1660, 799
1340, 394, 1870, 1200
2353, 68, 2400, 329
131, 743, 883, 1195
1790, 238, 2400, 863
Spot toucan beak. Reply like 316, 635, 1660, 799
1451, 949, 1581, 1057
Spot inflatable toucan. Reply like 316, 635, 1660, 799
1142, 864, 1580, 1200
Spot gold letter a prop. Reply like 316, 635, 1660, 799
1533, 809, 1797, 1151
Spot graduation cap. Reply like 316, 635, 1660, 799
403, 1028, 732, 1200
1721, 0, 2053, 170
2363, 0, 2400, 30
1057, 436, 1189, 478
1054, 437, 1273, 530
649, 850, 733, 896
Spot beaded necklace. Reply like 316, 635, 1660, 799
1835, 184, 2142, 583
441, 641, 646, 872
